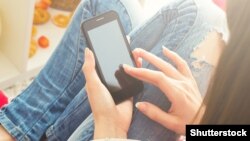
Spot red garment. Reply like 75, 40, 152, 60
0, 90, 8, 108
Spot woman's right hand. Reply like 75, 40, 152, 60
123, 47, 202, 135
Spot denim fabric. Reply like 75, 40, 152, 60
0, 0, 134, 140
0, 0, 228, 141
45, 0, 140, 140
68, 114, 94, 141
68, 0, 228, 141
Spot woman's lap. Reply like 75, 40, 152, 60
67, 0, 227, 140
0, 0, 227, 140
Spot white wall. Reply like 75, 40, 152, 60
0, 0, 34, 71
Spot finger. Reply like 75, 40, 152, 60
116, 98, 133, 116
162, 47, 193, 77
133, 48, 181, 79
82, 48, 102, 85
83, 48, 115, 112
82, 48, 107, 99
136, 102, 185, 134
123, 64, 175, 101
132, 49, 143, 68
124, 64, 164, 84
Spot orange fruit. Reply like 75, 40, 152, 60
35, 1, 49, 10
38, 36, 49, 48
41, 0, 52, 6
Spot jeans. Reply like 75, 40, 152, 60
0, 0, 228, 140
67, 0, 229, 141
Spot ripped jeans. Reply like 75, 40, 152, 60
67, 0, 228, 140
0, 0, 228, 140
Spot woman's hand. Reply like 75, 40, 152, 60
124, 47, 202, 135
82, 48, 132, 139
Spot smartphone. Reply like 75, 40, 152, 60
81, 11, 143, 104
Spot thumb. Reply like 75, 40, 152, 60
82, 48, 102, 86
82, 47, 114, 103
136, 102, 185, 135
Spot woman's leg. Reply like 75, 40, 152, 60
45, 88, 91, 140
0, 0, 139, 140
128, 1, 227, 140
68, 114, 94, 141
44, 0, 144, 140
68, 0, 228, 140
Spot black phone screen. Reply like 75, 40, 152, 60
87, 20, 135, 92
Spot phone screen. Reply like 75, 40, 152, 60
88, 20, 134, 92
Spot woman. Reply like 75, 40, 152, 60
82, 0, 250, 140
0, 0, 227, 140
68, 0, 228, 140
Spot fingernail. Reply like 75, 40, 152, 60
134, 48, 143, 54
138, 57, 143, 65
123, 64, 131, 71
136, 102, 147, 112
162, 46, 168, 51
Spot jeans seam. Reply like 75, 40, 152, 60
71, 1, 85, 82
0, 112, 30, 140
71, 27, 82, 82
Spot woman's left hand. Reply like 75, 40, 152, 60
82, 48, 132, 139
124, 47, 202, 135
